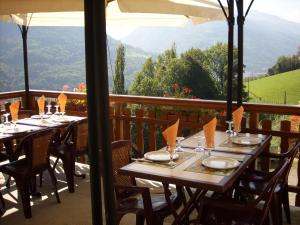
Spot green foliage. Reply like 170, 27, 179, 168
248, 69, 300, 104
112, 44, 126, 94
268, 47, 300, 75
130, 43, 248, 101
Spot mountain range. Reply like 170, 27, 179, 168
0, 22, 150, 92
121, 11, 300, 74
0, 11, 300, 93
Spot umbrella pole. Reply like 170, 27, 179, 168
226, 0, 235, 121
237, 0, 244, 106
84, 0, 115, 225
21, 25, 30, 109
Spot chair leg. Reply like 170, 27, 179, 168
48, 167, 61, 203
282, 187, 291, 224
5, 176, 11, 188
0, 191, 5, 215
16, 180, 31, 218
52, 157, 60, 171
270, 194, 282, 225
62, 152, 75, 193
39, 172, 43, 187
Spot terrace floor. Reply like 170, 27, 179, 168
0, 158, 300, 225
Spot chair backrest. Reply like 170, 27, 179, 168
253, 158, 290, 225
111, 140, 134, 187
21, 129, 54, 171
74, 118, 88, 153
281, 140, 300, 183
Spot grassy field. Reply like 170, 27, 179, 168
248, 69, 300, 105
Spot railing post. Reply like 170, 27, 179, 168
280, 120, 291, 153
135, 109, 144, 154
261, 120, 272, 171
249, 111, 258, 130
148, 111, 157, 152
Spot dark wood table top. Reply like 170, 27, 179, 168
120, 131, 271, 193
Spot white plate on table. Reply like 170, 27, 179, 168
30, 115, 51, 119
202, 156, 240, 170
52, 118, 71, 123
3, 127, 29, 134
231, 136, 262, 145
144, 150, 179, 162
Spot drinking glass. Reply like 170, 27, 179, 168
11, 114, 17, 129
54, 105, 60, 116
168, 145, 176, 166
233, 122, 241, 137
226, 120, 234, 136
0, 115, 5, 134
195, 136, 205, 152
175, 137, 185, 152
46, 104, 52, 116
3, 113, 10, 127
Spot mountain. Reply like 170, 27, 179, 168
0, 22, 150, 92
121, 11, 300, 74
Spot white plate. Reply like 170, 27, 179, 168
52, 118, 70, 123
202, 156, 240, 170
231, 136, 262, 145
31, 115, 51, 119
144, 150, 179, 162
4, 127, 29, 134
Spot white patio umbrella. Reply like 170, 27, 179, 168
0, 0, 226, 109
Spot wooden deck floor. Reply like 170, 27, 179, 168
0, 158, 299, 225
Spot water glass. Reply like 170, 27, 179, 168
54, 105, 60, 116
168, 145, 176, 166
195, 136, 205, 152
46, 104, 52, 115
175, 137, 185, 152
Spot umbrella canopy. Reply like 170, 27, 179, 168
0, 0, 225, 27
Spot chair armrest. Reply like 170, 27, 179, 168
260, 151, 288, 159
114, 184, 154, 224
131, 143, 142, 158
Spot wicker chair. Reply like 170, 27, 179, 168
112, 140, 184, 225
51, 118, 88, 193
199, 157, 290, 225
236, 141, 300, 225
0, 129, 60, 218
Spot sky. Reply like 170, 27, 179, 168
106, 0, 300, 39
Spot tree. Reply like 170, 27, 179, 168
112, 44, 126, 94
268, 47, 300, 75
204, 43, 247, 101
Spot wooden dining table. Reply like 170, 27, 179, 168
119, 131, 271, 225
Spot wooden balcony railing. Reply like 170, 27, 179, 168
1, 89, 300, 206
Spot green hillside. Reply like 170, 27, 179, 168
248, 69, 300, 105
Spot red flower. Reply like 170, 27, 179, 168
172, 83, 179, 90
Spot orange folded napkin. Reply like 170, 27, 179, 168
58, 93, 67, 113
9, 100, 20, 122
37, 95, 45, 114
203, 117, 217, 148
232, 106, 244, 132
162, 119, 180, 149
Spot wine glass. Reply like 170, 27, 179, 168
0, 115, 5, 135
233, 122, 241, 137
168, 145, 176, 166
54, 105, 60, 117
3, 113, 10, 127
11, 113, 18, 129
195, 136, 205, 153
226, 120, 234, 136
204, 139, 214, 159
175, 137, 185, 152
46, 103, 52, 116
